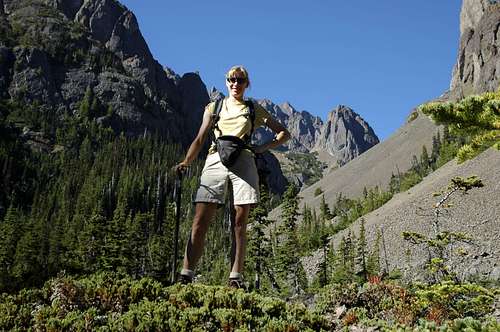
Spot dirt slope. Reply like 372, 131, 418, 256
305, 147, 500, 281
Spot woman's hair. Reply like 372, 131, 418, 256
226, 65, 250, 88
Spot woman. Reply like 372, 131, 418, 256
175, 65, 290, 288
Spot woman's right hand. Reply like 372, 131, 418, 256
173, 161, 189, 174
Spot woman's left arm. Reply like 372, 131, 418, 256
253, 117, 291, 153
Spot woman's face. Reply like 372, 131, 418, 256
225, 74, 248, 100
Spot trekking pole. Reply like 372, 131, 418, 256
171, 168, 183, 284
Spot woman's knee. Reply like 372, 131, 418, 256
192, 203, 216, 234
233, 205, 250, 230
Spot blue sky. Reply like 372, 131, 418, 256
119, 1, 462, 141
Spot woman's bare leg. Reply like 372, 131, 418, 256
182, 202, 218, 271
230, 204, 251, 273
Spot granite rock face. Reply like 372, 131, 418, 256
449, 0, 500, 99
0, 0, 209, 145
314, 105, 379, 166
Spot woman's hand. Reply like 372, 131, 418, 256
253, 119, 291, 154
174, 106, 214, 174
173, 161, 189, 174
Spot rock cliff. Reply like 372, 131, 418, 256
449, 0, 500, 99
0, 0, 209, 144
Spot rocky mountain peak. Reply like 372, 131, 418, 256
280, 101, 296, 115
314, 105, 379, 166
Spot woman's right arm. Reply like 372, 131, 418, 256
175, 108, 213, 172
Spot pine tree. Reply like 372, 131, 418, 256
366, 228, 381, 276
420, 145, 430, 174
332, 231, 357, 284
318, 233, 329, 287
389, 172, 400, 193
411, 154, 422, 176
301, 204, 313, 242
356, 218, 368, 281
275, 184, 307, 295
12, 217, 41, 287
102, 199, 128, 271
419, 90, 500, 162
246, 184, 274, 291
431, 133, 441, 167
403, 176, 483, 283
78, 207, 106, 272
319, 194, 332, 221
0, 206, 22, 290
125, 212, 151, 278
147, 202, 175, 280
79, 86, 93, 118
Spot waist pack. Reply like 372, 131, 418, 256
216, 135, 248, 167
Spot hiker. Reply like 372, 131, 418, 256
175, 65, 290, 288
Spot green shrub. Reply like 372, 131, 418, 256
0, 273, 331, 331
413, 281, 495, 321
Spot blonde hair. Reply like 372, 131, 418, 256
226, 65, 250, 88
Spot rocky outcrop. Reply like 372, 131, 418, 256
50, 0, 84, 20
449, 0, 500, 99
209, 86, 225, 102
314, 105, 379, 166
280, 101, 323, 152
256, 99, 321, 153
0, 0, 208, 145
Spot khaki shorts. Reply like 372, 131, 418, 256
194, 150, 259, 205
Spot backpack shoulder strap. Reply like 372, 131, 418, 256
245, 99, 256, 141
212, 98, 224, 137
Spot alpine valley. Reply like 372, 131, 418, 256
0, 0, 499, 330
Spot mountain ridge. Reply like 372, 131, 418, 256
210, 88, 379, 168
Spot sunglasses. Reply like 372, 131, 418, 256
226, 77, 247, 84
